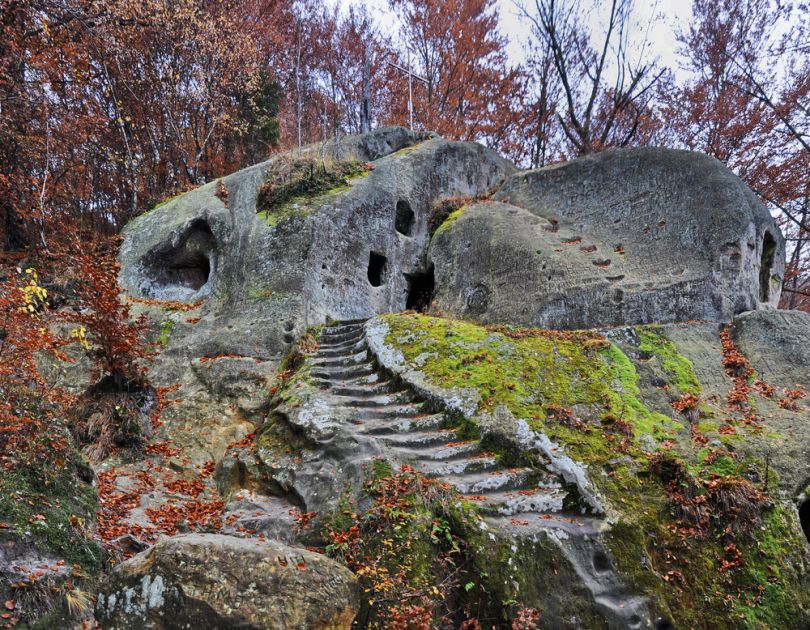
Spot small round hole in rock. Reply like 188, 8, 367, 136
395, 200, 415, 236
592, 550, 611, 573
367, 251, 387, 287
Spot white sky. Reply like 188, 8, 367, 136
333, 0, 696, 77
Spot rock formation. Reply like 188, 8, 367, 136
32, 127, 805, 628
97, 534, 359, 629
432, 147, 785, 328
119, 127, 515, 361
121, 130, 784, 343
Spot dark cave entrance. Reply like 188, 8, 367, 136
759, 231, 776, 302
177, 255, 210, 291
145, 219, 214, 292
800, 499, 810, 544
395, 200, 415, 236
406, 265, 435, 312
367, 251, 387, 287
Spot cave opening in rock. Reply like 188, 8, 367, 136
800, 499, 810, 544
395, 200, 415, 236
165, 222, 212, 290
143, 220, 216, 299
145, 219, 215, 294
405, 265, 435, 312
759, 231, 776, 302
367, 251, 387, 287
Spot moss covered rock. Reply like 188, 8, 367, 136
365, 312, 809, 629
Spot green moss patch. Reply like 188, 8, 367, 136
379, 313, 810, 628
382, 313, 676, 446
638, 326, 701, 395
0, 450, 102, 569
429, 197, 469, 237
257, 158, 371, 227
156, 318, 175, 347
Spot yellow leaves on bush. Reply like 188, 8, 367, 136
70, 325, 90, 350
18, 268, 48, 316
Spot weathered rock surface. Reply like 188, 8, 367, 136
431, 148, 784, 328
120, 127, 514, 364
105, 129, 810, 629
731, 308, 810, 391
672, 309, 810, 496
96, 533, 359, 629
364, 311, 810, 628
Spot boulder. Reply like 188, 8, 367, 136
731, 308, 810, 391
430, 147, 785, 328
96, 533, 359, 629
731, 309, 810, 494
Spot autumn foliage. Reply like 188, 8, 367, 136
0, 267, 72, 479
69, 238, 150, 387
0, 0, 807, 301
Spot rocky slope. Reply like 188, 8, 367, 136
109, 128, 810, 628
4, 127, 807, 629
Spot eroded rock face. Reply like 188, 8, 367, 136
96, 533, 359, 630
119, 127, 515, 364
109, 131, 803, 628
430, 147, 785, 328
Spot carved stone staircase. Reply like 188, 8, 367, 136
308, 319, 654, 629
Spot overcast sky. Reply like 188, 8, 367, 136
333, 0, 696, 77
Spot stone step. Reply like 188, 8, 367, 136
444, 468, 535, 495
484, 513, 601, 537
319, 328, 366, 345
325, 381, 403, 397
466, 486, 569, 517
381, 429, 458, 448
313, 372, 384, 389
310, 364, 375, 381
325, 318, 368, 327
394, 441, 481, 461
416, 453, 500, 477
321, 322, 366, 336
350, 403, 428, 419
311, 351, 369, 368
313, 339, 368, 358
351, 414, 447, 435
341, 393, 413, 407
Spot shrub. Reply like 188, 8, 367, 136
70, 237, 151, 387
60, 237, 153, 459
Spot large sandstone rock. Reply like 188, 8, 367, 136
96, 534, 359, 629
117, 127, 513, 467
119, 127, 514, 363
430, 147, 785, 328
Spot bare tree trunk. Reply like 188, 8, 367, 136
360, 47, 372, 134
295, 29, 303, 156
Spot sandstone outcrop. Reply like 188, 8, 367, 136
104, 129, 810, 629
430, 147, 784, 328
96, 533, 359, 630
119, 127, 514, 362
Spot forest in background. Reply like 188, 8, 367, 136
1, 0, 808, 309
